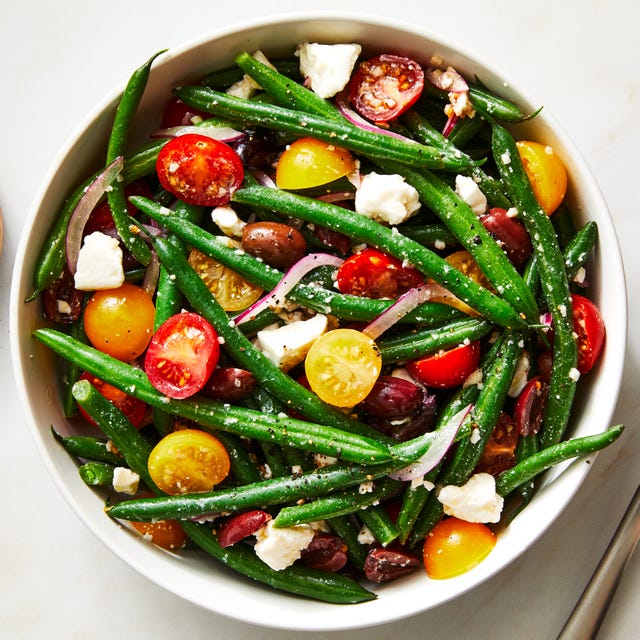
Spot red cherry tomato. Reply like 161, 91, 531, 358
156, 133, 244, 207
144, 312, 220, 399
78, 372, 147, 428
349, 54, 425, 124
406, 341, 481, 389
572, 294, 605, 374
335, 248, 424, 299
474, 412, 519, 476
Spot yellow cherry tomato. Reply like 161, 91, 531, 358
516, 140, 568, 215
305, 328, 382, 407
423, 516, 496, 579
83, 283, 155, 361
276, 137, 356, 190
130, 518, 188, 549
147, 429, 230, 495
188, 248, 263, 312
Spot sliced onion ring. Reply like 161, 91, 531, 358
425, 65, 469, 93
65, 156, 124, 274
389, 404, 472, 481
234, 252, 345, 325
152, 124, 245, 143
362, 283, 454, 340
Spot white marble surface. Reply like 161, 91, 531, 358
1, 1, 639, 638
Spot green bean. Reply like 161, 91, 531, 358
132, 195, 462, 326
106, 51, 165, 266
72, 379, 156, 490
373, 158, 538, 322
447, 114, 488, 148
62, 317, 88, 418
272, 478, 402, 529
399, 223, 458, 249
174, 85, 474, 172
489, 121, 578, 447
377, 317, 493, 364
36, 328, 396, 464
79, 462, 115, 487
106, 460, 405, 522
496, 425, 624, 497
214, 431, 264, 485
564, 221, 598, 283
504, 433, 538, 524
181, 521, 376, 604
201, 56, 301, 88
234, 51, 340, 120
357, 502, 401, 547
232, 185, 528, 330
51, 428, 124, 466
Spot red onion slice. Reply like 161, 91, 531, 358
234, 252, 345, 325
250, 168, 277, 189
65, 156, 124, 274
316, 192, 356, 204
442, 112, 458, 137
389, 404, 472, 481
362, 283, 453, 340
153, 124, 245, 143
335, 92, 418, 143
425, 65, 469, 93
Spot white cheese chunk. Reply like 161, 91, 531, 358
112, 467, 140, 495
355, 172, 421, 225
455, 174, 487, 216
296, 43, 361, 98
256, 313, 328, 371
74, 231, 125, 291
254, 520, 315, 571
210, 205, 246, 237
438, 472, 504, 523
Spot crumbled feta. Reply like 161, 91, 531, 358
438, 473, 504, 523
469, 427, 481, 444
501, 151, 511, 165
355, 172, 420, 225
508, 352, 531, 397
210, 205, 246, 237
226, 50, 275, 98
455, 174, 487, 216
112, 467, 140, 495
296, 43, 361, 98
313, 453, 338, 468
256, 313, 328, 370
74, 231, 125, 291
357, 524, 376, 546
410, 476, 435, 491
358, 481, 374, 494
254, 520, 315, 571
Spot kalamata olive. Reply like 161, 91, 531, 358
300, 533, 348, 572
537, 350, 553, 382
232, 128, 279, 169
42, 268, 83, 324
514, 376, 549, 436
201, 367, 257, 402
241, 221, 307, 270
474, 412, 518, 476
217, 510, 271, 548
480, 207, 533, 269
309, 225, 351, 256
368, 392, 437, 441
363, 547, 420, 583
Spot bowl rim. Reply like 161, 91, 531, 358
9, 10, 628, 631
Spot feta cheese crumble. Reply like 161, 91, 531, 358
112, 467, 140, 495
210, 204, 246, 237
355, 172, 421, 225
438, 472, 504, 523
454, 174, 487, 216
74, 231, 125, 291
296, 43, 361, 98
253, 520, 315, 571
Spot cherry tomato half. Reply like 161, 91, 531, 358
144, 312, 220, 399
130, 518, 188, 549
78, 372, 147, 428
349, 54, 425, 124
83, 283, 156, 361
305, 328, 382, 407
156, 133, 244, 207
406, 340, 481, 389
275, 137, 356, 190
147, 429, 230, 495
572, 293, 605, 374
423, 517, 496, 579
516, 140, 568, 215
474, 412, 518, 476
336, 248, 424, 299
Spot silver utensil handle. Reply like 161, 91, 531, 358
557, 484, 640, 639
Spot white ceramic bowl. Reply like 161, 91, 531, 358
10, 12, 627, 631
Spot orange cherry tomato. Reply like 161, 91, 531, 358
516, 140, 568, 215
276, 137, 356, 190
156, 133, 244, 206
130, 518, 188, 550
423, 517, 496, 579
147, 429, 230, 495
78, 372, 147, 428
83, 283, 156, 361
305, 328, 382, 407
406, 340, 481, 389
